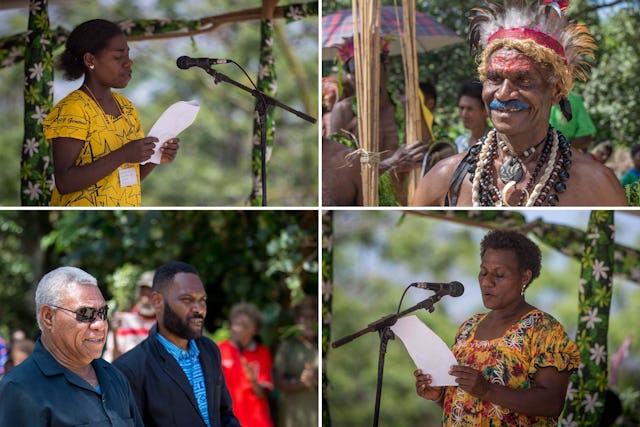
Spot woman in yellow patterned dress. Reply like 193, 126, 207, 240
415, 230, 580, 426
43, 19, 179, 206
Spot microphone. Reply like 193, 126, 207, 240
176, 56, 231, 69
411, 281, 464, 297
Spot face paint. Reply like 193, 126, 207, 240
482, 48, 559, 140
487, 54, 538, 76
489, 99, 530, 112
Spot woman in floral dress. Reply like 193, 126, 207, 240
415, 230, 580, 426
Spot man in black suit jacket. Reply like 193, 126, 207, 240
113, 261, 240, 427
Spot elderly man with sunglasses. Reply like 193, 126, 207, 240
0, 266, 143, 427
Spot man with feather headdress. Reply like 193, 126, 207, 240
411, 0, 627, 206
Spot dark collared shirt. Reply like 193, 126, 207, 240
0, 338, 143, 427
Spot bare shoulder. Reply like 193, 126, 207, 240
329, 96, 355, 134
322, 138, 361, 206
563, 151, 628, 206
411, 152, 468, 206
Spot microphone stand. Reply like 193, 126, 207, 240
332, 291, 447, 427
200, 66, 316, 206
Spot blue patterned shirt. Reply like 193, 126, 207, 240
157, 333, 210, 427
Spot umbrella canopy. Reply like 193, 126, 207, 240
322, 6, 462, 61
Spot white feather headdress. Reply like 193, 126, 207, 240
469, 0, 596, 96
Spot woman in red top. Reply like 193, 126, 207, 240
218, 303, 274, 427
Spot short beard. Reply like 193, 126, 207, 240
162, 300, 204, 341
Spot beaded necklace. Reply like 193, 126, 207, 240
469, 128, 572, 206
497, 138, 540, 183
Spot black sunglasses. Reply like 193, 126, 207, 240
50, 304, 109, 323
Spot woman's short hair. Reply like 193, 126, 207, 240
480, 230, 542, 282
35, 266, 98, 331
229, 303, 264, 331
58, 19, 123, 80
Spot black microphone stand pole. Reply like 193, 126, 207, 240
332, 292, 446, 427
200, 67, 316, 206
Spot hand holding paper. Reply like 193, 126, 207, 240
143, 100, 200, 165
390, 315, 458, 386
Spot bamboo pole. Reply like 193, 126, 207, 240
398, 0, 423, 203
352, 0, 381, 206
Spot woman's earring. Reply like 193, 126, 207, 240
89, 64, 95, 70
521, 285, 527, 296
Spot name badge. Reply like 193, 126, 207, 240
118, 167, 138, 187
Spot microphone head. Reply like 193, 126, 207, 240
449, 281, 464, 297
176, 56, 191, 69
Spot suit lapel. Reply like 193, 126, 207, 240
199, 343, 218, 423
151, 333, 202, 420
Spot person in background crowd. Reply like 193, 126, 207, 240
4, 337, 35, 372
274, 296, 318, 427
219, 303, 274, 427
322, 75, 340, 137
549, 91, 596, 151
0, 266, 142, 426
590, 141, 613, 164
329, 37, 428, 205
419, 81, 438, 113
104, 270, 156, 362
453, 80, 490, 153
113, 261, 240, 427
620, 143, 640, 187
0, 334, 6, 381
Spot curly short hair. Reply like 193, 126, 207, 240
480, 230, 541, 283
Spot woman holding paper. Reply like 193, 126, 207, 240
43, 19, 179, 206
414, 230, 580, 426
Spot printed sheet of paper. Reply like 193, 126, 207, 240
390, 315, 458, 386
143, 100, 200, 164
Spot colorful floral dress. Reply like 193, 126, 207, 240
442, 309, 580, 427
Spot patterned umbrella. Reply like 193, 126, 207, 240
322, 6, 462, 60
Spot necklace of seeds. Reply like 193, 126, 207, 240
510, 132, 553, 206
470, 128, 571, 206
529, 130, 572, 206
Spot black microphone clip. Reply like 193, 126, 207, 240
410, 281, 464, 297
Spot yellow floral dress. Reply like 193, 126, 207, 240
43, 90, 144, 206
442, 309, 580, 427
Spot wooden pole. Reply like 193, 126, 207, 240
352, 0, 381, 206
398, 0, 423, 203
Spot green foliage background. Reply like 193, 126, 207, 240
0, 210, 318, 351
0, 0, 319, 206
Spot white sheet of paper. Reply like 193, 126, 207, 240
143, 100, 200, 164
390, 315, 458, 386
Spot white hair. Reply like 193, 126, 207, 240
35, 266, 98, 331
